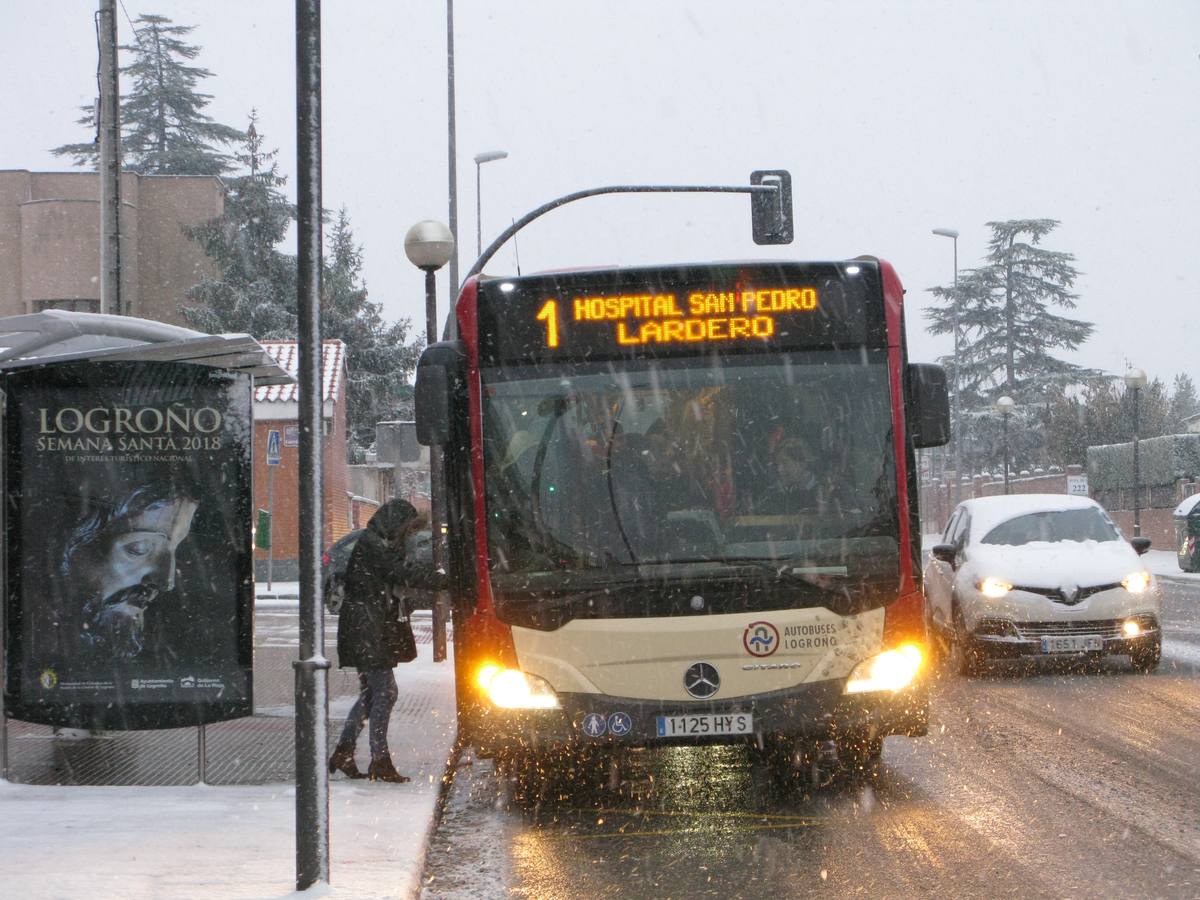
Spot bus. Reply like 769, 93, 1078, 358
415, 258, 949, 782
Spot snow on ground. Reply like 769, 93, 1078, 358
0, 778, 432, 900
0, 612, 455, 900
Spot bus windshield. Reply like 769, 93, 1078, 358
482, 351, 899, 591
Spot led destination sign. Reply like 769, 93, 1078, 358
476, 263, 883, 365
551, 286, 819, 347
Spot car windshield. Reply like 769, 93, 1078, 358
481, 352, 899, 588
980, 508, 1121, 545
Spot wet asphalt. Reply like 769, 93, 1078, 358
422, 578, 1200, 899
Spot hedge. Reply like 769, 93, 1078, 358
1086, 433, 1200, 490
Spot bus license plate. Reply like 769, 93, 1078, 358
1040, 635, 1103, 654
655, 713, 753, 738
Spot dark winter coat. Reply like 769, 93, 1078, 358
336, 526, 436, 670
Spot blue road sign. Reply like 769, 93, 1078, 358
266, 429, 282, 465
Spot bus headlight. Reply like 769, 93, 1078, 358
476, 664, 560, 709
845, 644, 923, 694
1121, 571, 1151, 595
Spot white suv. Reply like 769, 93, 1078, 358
924, 494, 1160, 674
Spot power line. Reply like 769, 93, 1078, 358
117, 0, 149, 50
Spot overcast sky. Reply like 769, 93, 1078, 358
2, 1, 1197, 386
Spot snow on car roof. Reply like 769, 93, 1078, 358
1176, 493, 1200, 517
956, 493, 1106, 541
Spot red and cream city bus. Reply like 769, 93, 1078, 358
415, 259, 948, 779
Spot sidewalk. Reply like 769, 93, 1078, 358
0, 607, 458, 899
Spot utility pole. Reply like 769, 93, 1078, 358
445, 0, 459, 330
98, 0, 123, 315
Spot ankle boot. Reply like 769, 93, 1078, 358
367, 756, 410, 783
328, 746, 364, 779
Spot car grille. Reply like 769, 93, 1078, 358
1013, 615, 1158, 640
1014, 582, 1122, 605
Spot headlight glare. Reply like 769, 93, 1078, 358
977, 576, 1013, 599
475, 664, 560, 709
845, 643, 923, 694
1121, 571, 1151, 595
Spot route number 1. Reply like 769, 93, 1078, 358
536, 300, 559, 348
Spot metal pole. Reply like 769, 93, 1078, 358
950, 236, 960, 501
466, 183, 778, 283
475, 162, 482, 258
1132, 388, 1141, 537
425, 270, 450, 663
197, 724, 208, 784
446, 0, 459, 315
98, 0, 122, 315
266, 466, 276, 590
1002, 413, 1010, 495
294, 0, 330, 889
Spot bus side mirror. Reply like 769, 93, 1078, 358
906, 363, 950, 449
1130, 537, 1151, 555
415, 341, 465, 446
750, 170, 793, 245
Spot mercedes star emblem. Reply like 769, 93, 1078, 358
683, 661, 720, 699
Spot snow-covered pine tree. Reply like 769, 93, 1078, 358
322, 210, 424, 461
52, 14, 242, 175
1168, 373, 1199, 434
925, 219, 1100, 473
182, 113, 296, 337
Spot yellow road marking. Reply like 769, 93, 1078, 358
568, 820, 822, 839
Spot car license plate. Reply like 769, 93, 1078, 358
655, 713, 753, 738
1040, 635, 1103, 653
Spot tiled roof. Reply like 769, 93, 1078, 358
254, 340, 345, 403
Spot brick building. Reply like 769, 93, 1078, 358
0, 169, 222, 323
253, 340, 358, 580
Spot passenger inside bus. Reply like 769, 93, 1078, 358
754, 431, 857, 516
606, 423, 719, 561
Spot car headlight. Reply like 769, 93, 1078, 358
475, 664, 560, 709
977, 576, 1012, 599
1121, 571, 1151, 595
845, 644, 923, 694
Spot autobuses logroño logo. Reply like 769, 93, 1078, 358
743, 621, 780, 657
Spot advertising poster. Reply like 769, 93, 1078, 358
4, 361, 254, 729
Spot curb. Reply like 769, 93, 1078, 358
1156, 573, 1200, 586
414, 726, 463, 894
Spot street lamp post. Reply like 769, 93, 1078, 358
1124, 367, 1148, 537
932, 228, 960, 499
995, 395, 1015, 494
474, 150, 508, 258
404, 220, 456, 662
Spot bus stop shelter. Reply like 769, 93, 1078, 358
0, 310, 291, 764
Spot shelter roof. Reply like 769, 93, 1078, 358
0, 310, 291, 384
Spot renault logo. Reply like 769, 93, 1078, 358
1057, 581, 1082, 605
684, 662, 720, 699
